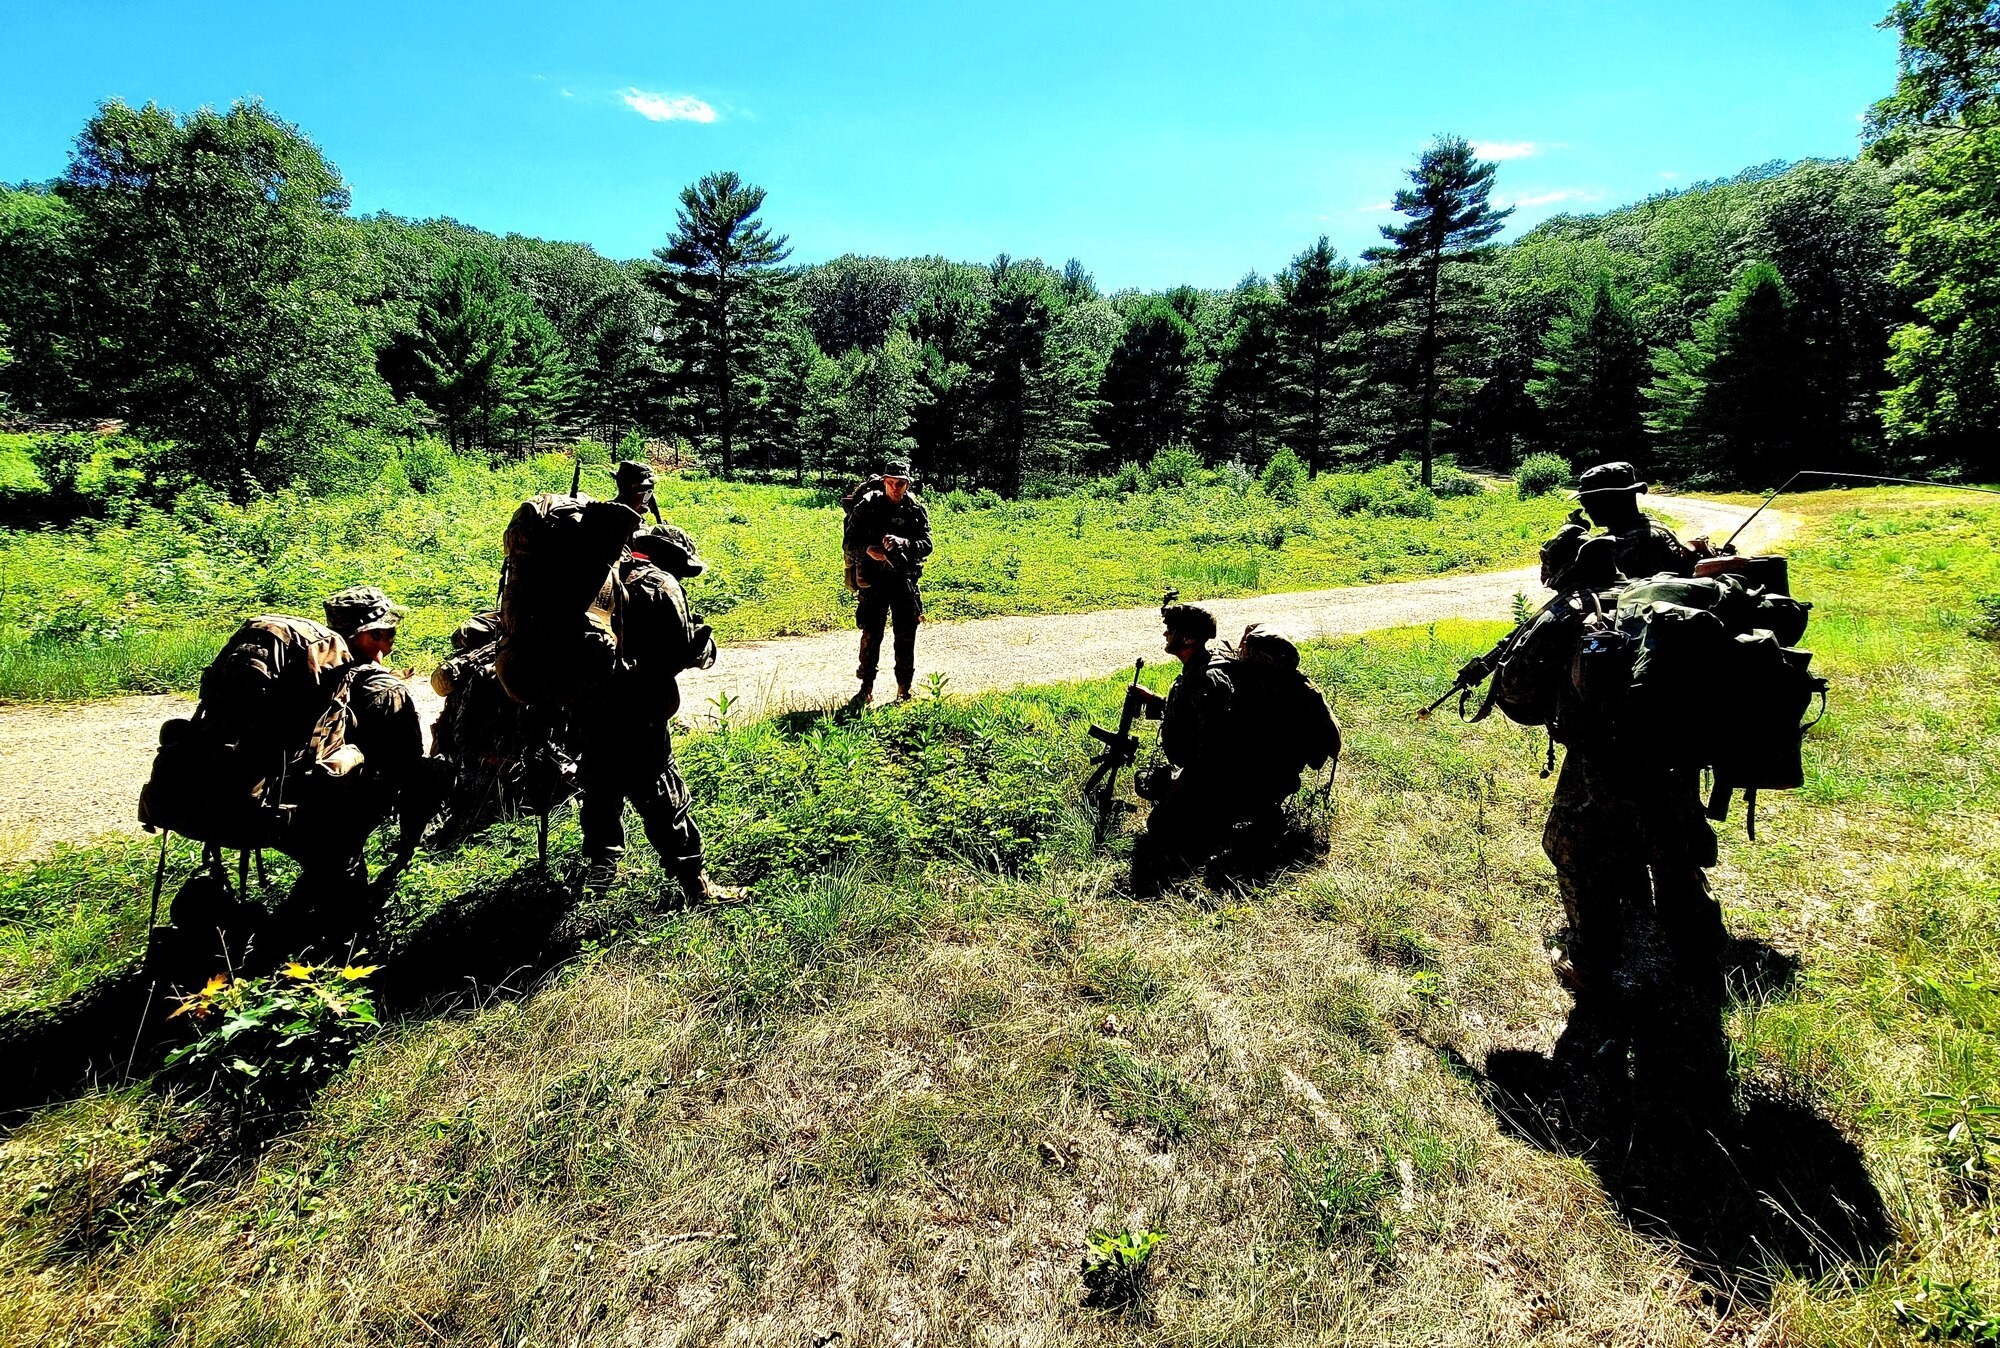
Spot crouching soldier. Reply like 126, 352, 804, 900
269, 586, 427, 955
1125, 602, 1237, 897
573, 524, 736, 905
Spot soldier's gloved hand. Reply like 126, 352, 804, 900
866, 545, 889, 562
1127, 684, 1165, 716
883, 534, 909, 553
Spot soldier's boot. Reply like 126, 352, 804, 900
894, 681, 913, 703
848, 679, 875, 710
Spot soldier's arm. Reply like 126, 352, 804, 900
906, 500, 933, 560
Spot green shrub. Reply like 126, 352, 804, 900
400, 437, 458, 494
1321, 464, 1438, 519
1109, 461, 1148, 495
1261, 445, 1307, 503
27, 433, 150, 514
1080, 1227, 1164, 1310
1145, 445, 1201, 491
1431, 461, 1483, 498
1515, 452, 1572, 498
165, 962, 382, 1123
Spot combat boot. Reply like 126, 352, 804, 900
848, 679, 874, 710
895, 681, 913, 702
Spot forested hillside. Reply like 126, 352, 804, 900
0, 0, 1992, 503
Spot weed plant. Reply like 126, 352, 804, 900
0, 436, 1570, 701
0, 489, 1993, 1344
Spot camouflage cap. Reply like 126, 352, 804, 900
629, 523, 706, 577
881, 457, 914, 481
615, 459, 656, 493
323, 586, 405, 638
1575, 461, 1647, 498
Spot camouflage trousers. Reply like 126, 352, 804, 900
856, 577, 921, 688
575, 710, 704, 884
1130, 772, 1285, 899
1542, 750, 1723, 992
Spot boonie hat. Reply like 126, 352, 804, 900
1575, 461, 1648, 498
630, 523, 707, 577
881, 457, 914, 481
615, 459, 656, 494
324, 586, 405, 638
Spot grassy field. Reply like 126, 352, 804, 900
0, 434, 1571, 702
0, 488, 1994, 1344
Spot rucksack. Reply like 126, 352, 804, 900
1223, 650, 1342, 800
492, 494, 642, 707
137, 616, 354, 849
1576, 569, 1826, 834
839, 476, 886, 591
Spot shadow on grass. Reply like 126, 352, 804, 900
0, 857, 610, 1123
1467, 930, 1889, 1301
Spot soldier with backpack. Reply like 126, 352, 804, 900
572, 524, 736, 904
269, 587, 428, 952
1124, 602, 1237, 897
842, 458, 932, 705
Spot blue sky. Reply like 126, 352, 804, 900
0, 0, 1898, 291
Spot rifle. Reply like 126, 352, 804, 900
1085, 659, 1147, 847
1416, 591, 1567, 722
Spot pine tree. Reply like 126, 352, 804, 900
1365, 136, 1512, 485
1645, 262, 1809, 485
1273, 239, 1364, 470
509, 303, 580, 452
650, 171, 791, 477
415, 253, 523, 452
1527, 276, 1648, 465
1093, 297, 1197, 466
968, 257, 1053, 497
1204, 277, 1283, 466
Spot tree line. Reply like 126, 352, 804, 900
0, 0, 1992, 499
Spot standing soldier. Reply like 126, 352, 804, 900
843, 457, 932, 704
1125, 602, 1237, 897
1535, 464, 1725, 1006
573, 524, 736, 905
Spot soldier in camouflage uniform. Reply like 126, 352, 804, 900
843, 457, 932, 704
615, 459, 658, 521
268, 587, 428, 953
1126, 603, 1239, 897
574, 525, 737, 905
1540, 462, 1726, 1002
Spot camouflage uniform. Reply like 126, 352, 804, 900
1543, 463, 1724, 997
574, 552, 707, 890
843, 483, 932, 692
275, 588, 426, 950
1130, 648, 1239, 897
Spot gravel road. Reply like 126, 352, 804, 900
0, 493, 1792, 857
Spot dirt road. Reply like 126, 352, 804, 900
0, 494, 1791, 857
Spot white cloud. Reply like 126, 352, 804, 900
1658, 170, 1679, 181
1473, 140, 1539, 161
622, 89, 717, 123
1358, 200, 1395, 213
1499, 187, 1603, 209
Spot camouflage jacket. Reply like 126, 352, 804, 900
843, 489, 933, 584
1608, 517, 1699, 580
1160, 650, 1236, 777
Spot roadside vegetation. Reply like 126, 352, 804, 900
1, 490, 1993, 1345
0, 431, 1568, 702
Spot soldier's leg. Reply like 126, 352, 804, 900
889, 581, 921, 696
1131, 783, 1220, 898
626, 722, 707, 896
572, 711, 629, 886
855, 586, 889, 692
1541, 752, 1648, 995
1640, 769, 1725, 972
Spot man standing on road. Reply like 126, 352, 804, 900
573, 524, 738, 906
1126, 602, 1238, 897
843, 457, 932, 705
1557, 460, 1712, 583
